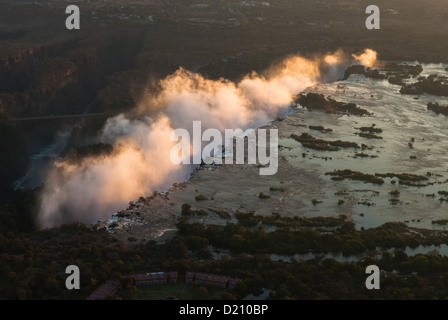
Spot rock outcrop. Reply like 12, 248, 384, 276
400, 75, 448, 96
343, 65, 386, 80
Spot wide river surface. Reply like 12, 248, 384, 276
291, 63, 448, 230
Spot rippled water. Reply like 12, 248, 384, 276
12, 103, 93, 190
270, 244, 448, 263
11, 124, 77, 190
287, 63, 448, 230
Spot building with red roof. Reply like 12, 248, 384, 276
132, 272, 168, 286
185, 272, 241, 289
85, 280, 121, 300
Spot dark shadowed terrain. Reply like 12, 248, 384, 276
1, 0, 448, 301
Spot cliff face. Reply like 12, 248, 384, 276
0, 30, 143, 117
0, 114, 28, 187
0, 29, 145, 185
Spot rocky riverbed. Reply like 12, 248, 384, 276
102, 62, 448, 244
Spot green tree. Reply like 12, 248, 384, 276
198, 286, 209, 299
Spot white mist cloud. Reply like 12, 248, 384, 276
38, 49, 378, 228
352, 48, 378, 67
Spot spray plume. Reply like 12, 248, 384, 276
38, 49, 378, 228
352, 48, 378, 67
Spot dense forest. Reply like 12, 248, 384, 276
2, 192, 448, 300
2, 0, 448, 300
